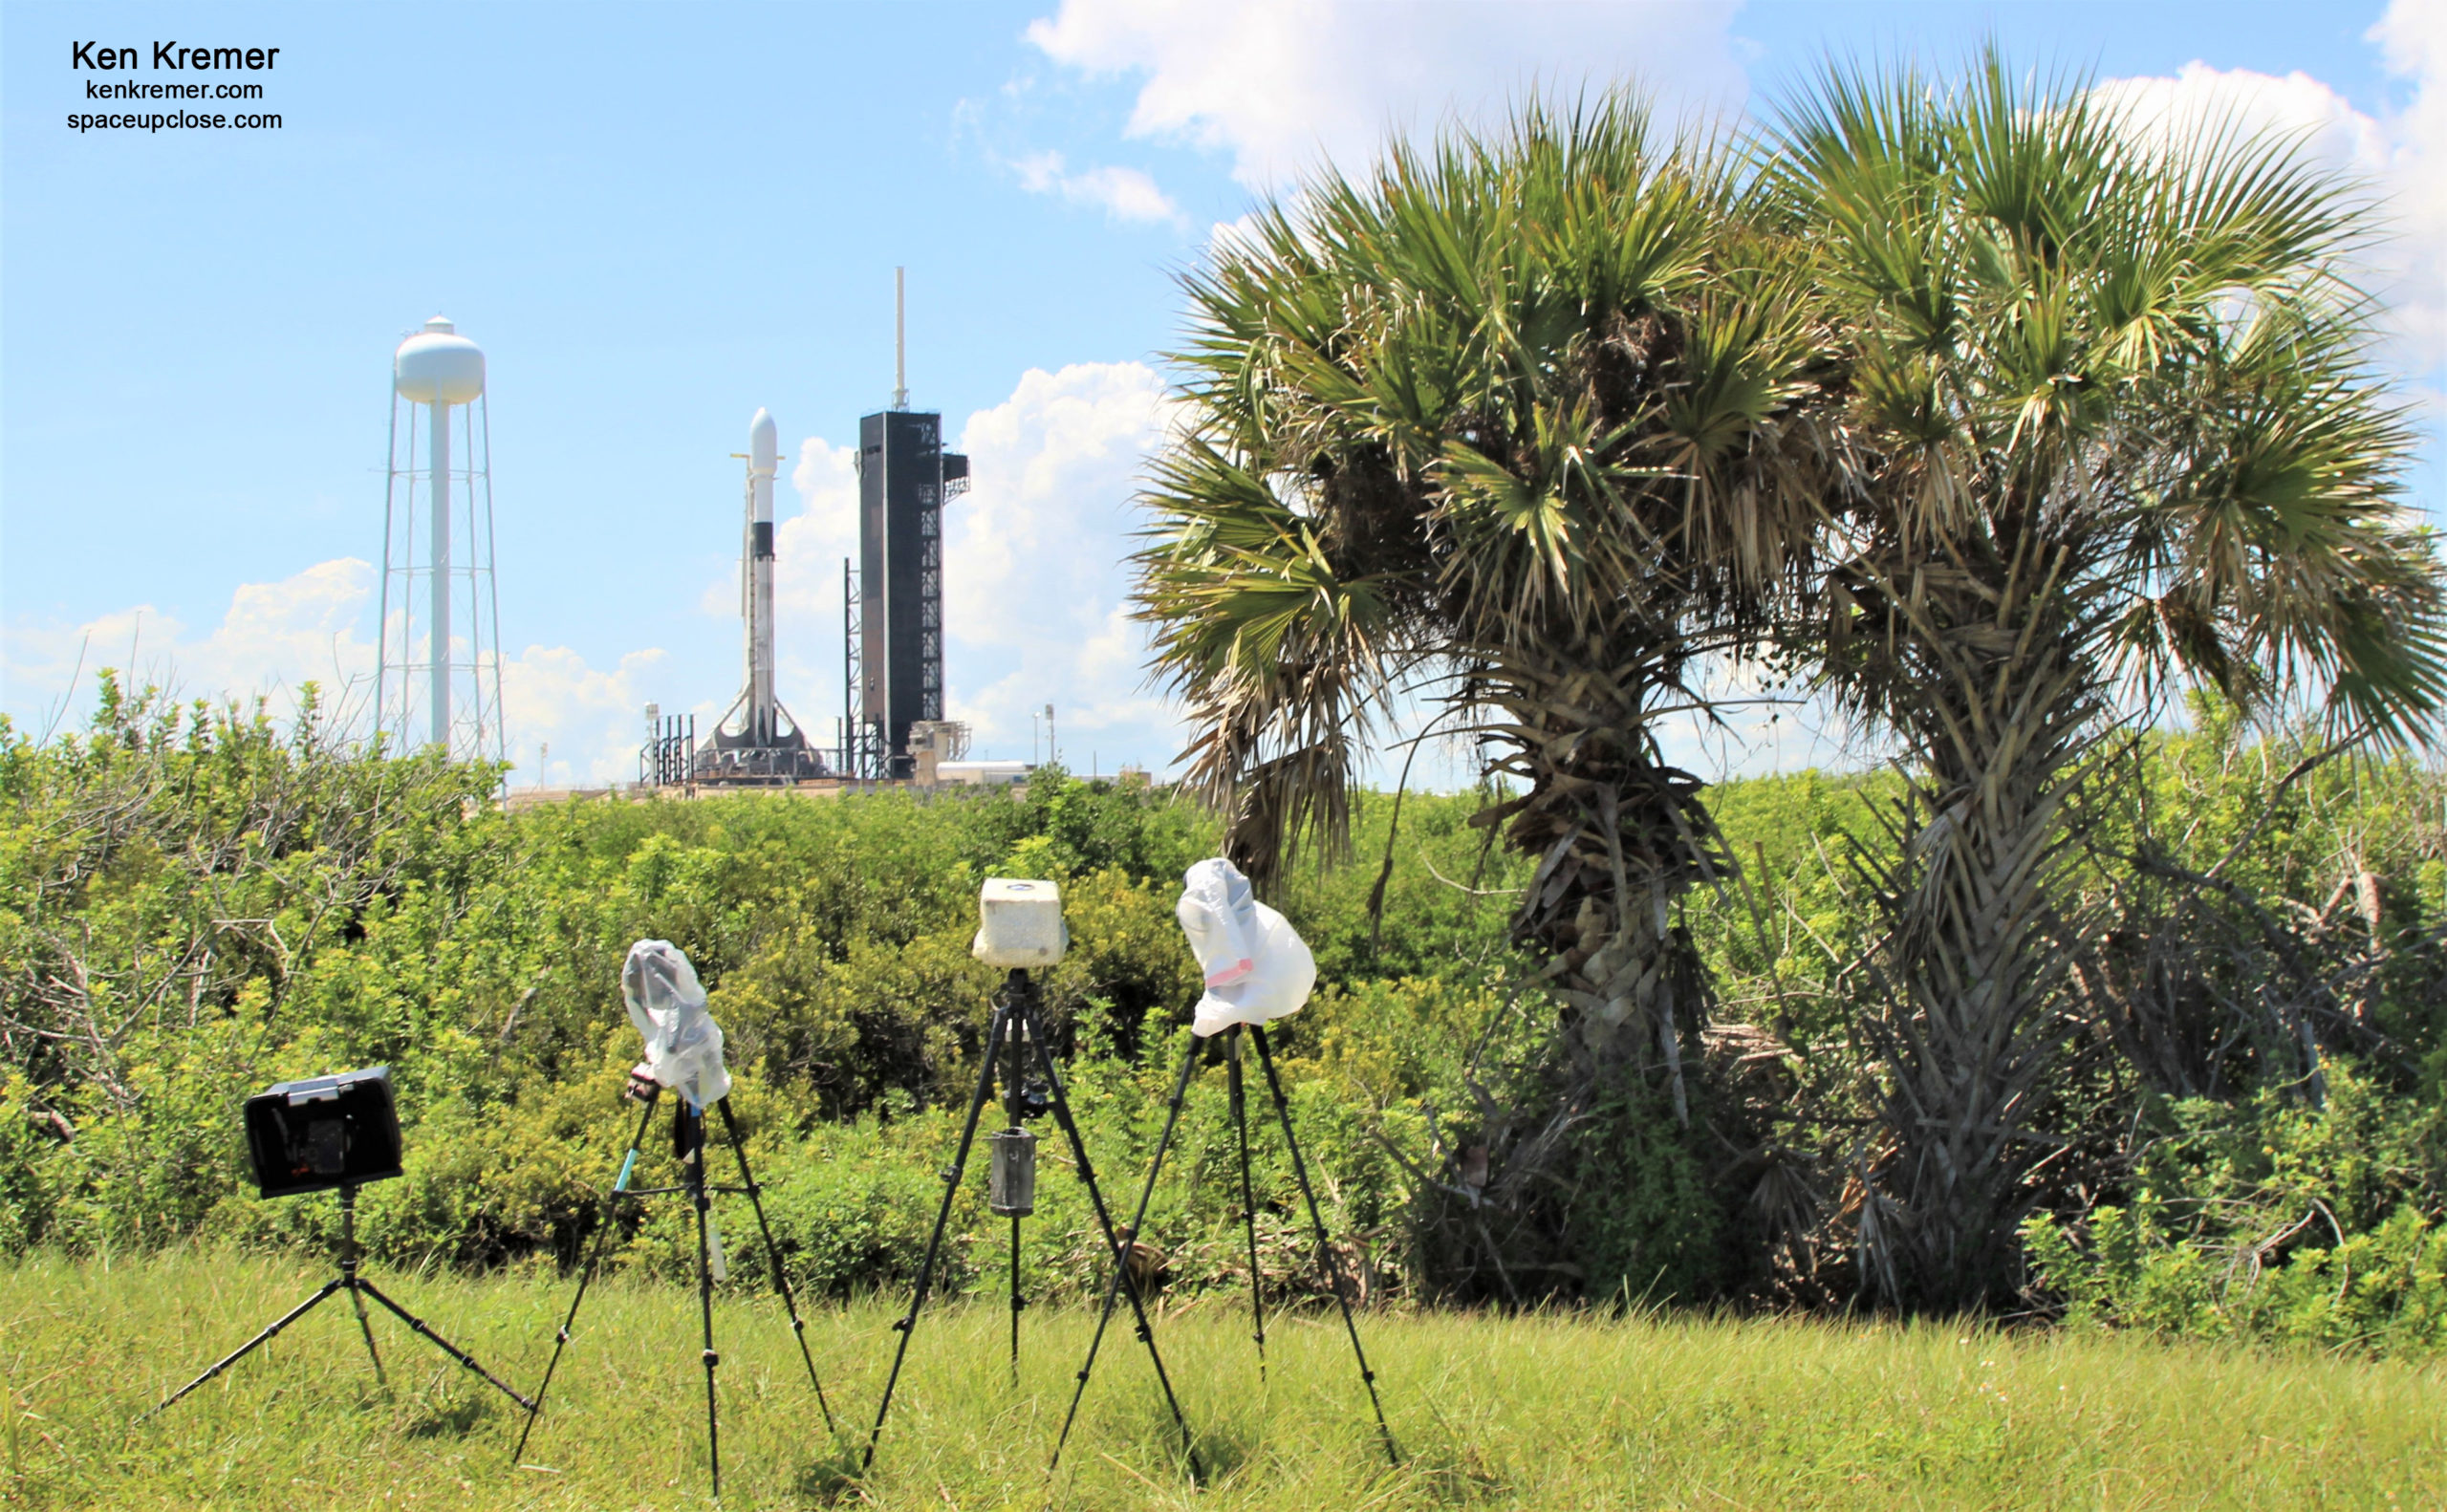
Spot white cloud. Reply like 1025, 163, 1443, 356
2093, 28, 2445, 374
500, 642, 668, 787
2, 556, 671, 788
2369, 0, 2447, 369
777, 433, 862, 624
1012, 150, 1185, 225
3, 558, 379, 736
2095, 60, 2390, 161
942, 360, 1186, 769
1026, 0, 1745, 189
757, 432, 863, 747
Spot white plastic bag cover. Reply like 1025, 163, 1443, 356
1177, 857, 1315, 1038
621, 939, 732, 1108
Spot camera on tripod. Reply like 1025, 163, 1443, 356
973, 878, 1064, 1219
242, 1065, 403, 1198
972, 876, 1068, 966
864, 869, 1391, 1479
145, 1064, 532, 1423
517, 939, 834, 1499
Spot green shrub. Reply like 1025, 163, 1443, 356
10, 680, 2445, 1339
2024, 1064, 2447, 1355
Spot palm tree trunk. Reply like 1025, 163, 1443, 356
1481, 643, 1727, 1117
1400, 642, 1731, 1302
1849, 537, 2097, 1309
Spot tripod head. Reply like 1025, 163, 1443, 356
993, 969, 1055, 1116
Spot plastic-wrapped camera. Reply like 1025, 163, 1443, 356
972, 877, 1069, 967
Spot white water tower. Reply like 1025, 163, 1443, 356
377, 315, 506, 765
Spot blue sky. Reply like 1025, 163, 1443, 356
5, 1, 2439, 785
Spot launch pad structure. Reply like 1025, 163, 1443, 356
839, 265, 971, 782
839, 405, 967, 781
642, 270, 969, 791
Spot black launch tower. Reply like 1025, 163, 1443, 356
842, 408, 967, 779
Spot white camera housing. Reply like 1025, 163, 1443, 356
973, 877, 1069, 968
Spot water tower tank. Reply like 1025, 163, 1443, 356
394, 315, 486, 403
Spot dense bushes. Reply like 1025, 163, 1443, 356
2025, 1065, 2447, 1354
0, 683, 1544, 1309
3, 683, 2443, 1353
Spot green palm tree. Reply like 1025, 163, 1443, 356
1134, 99, 1836, 1284
1769, 55, 2447, 1307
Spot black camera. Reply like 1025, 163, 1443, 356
243, 1065, 404, 1198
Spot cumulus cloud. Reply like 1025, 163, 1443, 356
3, 558, 380, 735
2, 556, 672, 788
2368, 0, 2447, 369
2093, 62, 2392, 178
942, 360, 1185, 769
758, 432, 862, 745
1027, 0, 1745, 189
2093, 11, 2445, 375
777, 433, 862, 622
500, 642, 668, 787
1012, 150, 1185, 225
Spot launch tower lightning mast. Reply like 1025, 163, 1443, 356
378, 316, 507, 767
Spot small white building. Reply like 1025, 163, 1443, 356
933, 760, 1031, 788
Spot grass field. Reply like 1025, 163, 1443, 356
3, 1250, 2440, 1510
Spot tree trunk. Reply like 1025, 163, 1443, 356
1414, 641, 1729, 1299
1846, 535, 2097, 1310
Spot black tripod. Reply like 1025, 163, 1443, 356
1054, 1022, 1398, 1471
863, 969, 1202, 1478
514, 1084, 834, 1500
142, 1183, 532, 1421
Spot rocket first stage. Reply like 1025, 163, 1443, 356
696, 407, 826, 784
743, 407, 779, 743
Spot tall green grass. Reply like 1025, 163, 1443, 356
6, 1251, 2440, 1509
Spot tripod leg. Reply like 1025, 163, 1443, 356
684, 1102, 721, 1500
1228, 1028, 1267, 1380
861, 1003, 1008, 1473
1005, 994, 1025, 1387
515, 1085, 660, 1463
356, 1282, 535, 1410
1026, 1003, 1201, 1479
715, 1095, 834, 1434
337, 1185, 387, 1386
1050, 1025, 1204, 1480
347, 1284, 387, 1385
1251, 1026, 1398, 1466
140, 1279, 344, 1420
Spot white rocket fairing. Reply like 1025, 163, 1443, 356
744, 408, 779, 743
